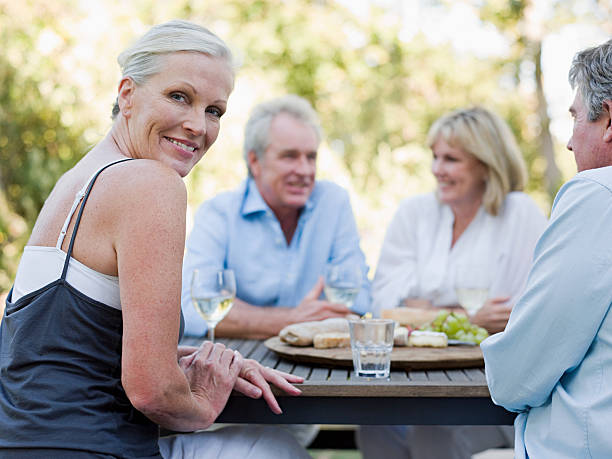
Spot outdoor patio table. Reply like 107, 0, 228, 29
181, 337, 516, 426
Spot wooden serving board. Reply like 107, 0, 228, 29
265, 336, 483, 370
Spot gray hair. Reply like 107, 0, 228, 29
243, 95, 322, 174
569, 38, 612, 122
111, 19, 235, 119
427, 106, 527, 216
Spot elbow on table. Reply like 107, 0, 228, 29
487, 379, 532, 414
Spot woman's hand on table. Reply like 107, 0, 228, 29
178, 341, 243, 418
234, 360, 304, 415
470, 297, 512, 334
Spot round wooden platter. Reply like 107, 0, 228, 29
265, 336, 483, 370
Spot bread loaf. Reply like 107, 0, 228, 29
408, 330, 448, 348
279, 317, 349, 346
313, 332, 351, 349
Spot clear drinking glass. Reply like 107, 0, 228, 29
323, 263, 361, 309
348, 319, 395, 378
454, 262, 490, 317
190, 269, 236, 342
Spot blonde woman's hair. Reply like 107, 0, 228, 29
427, 106, 527, 216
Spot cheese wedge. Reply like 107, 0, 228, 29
408, 330, 448, 348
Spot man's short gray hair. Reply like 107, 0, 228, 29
242, 95, 322, 174
569, 38, 612, 122
111, 19, 235, 119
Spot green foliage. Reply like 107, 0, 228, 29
0, 2, 87, 291
0, 0, 604, 293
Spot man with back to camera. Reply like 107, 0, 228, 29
181, 94, 371, 340
482, 38, 612, 458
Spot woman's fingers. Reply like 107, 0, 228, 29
239, 362, 282, 414
261, 367, 303, 395
234, 377, 263, 399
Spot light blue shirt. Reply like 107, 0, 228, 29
482, 166, 612, 459
181, 178, 371, 336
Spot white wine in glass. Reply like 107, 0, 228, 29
324, 264, 361, 309
454, 263, 489, 316
191, 269, 236, 342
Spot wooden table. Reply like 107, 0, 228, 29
181, 337, 515, 426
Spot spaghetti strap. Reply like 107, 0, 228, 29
56, 174, 96, 250
60, 158, 134, 280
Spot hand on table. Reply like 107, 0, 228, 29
469, 296, 512, 334
234, 360, 304, 414
178, 341, 243, 418
289, 277, 352, 323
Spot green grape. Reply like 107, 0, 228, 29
420, 311, 489, 343
432, 310, 449, 328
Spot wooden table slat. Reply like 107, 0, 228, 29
425, 370, 450, 382
308, 367, 330, 381
247, 341, 271, 361
445, 369, 471, 382
260, 351, 280, 368
390, 369, 409, 382
234, 339, 260, 358
463, 368, 486, 382
275, 359, 295, 373
407, 370, 429, 381
291, 364, 312, 379
329, 368, 350, 381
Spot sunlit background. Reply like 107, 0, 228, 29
1, 0, 611, 308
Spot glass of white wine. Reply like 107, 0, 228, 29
323, 263, 361, 309
454, 262, 490, 317
190, 268, 236, 342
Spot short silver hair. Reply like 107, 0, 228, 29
569, 38, 612, 122
242, 95, 322, 175
111, 19, 235, 118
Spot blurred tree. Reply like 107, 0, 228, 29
1, 0, 608, 294
0, 0, 88, 291
478, 0, 612, 196
185, 0, 541, 200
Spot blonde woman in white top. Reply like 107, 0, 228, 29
373, 107, 547, 333
358, 107, 547, 459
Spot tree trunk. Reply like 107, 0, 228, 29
534, 41, 561, 197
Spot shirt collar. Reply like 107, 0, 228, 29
240, 177, 316, 217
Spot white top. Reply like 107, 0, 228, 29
12, 246, 121, 309
11, 170, 121, 309
372, 192, 547, 315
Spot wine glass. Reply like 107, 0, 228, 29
190, 269, 236, 342
323, 263, 361, 309
454, 262, 490, 317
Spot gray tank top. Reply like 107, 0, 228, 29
0, 159, 184, 457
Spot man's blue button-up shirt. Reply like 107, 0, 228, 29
181, 178, 371, 336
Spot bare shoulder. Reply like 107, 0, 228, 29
101, 159, 187, 211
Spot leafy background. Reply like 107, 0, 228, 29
1, 0, 611, 306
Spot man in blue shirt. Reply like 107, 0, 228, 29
482, 39, 612, 458
182, 95, 371, 338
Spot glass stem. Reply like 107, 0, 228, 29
208, 325, 215, 343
